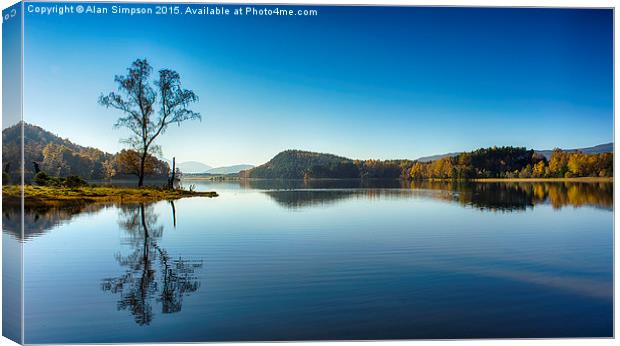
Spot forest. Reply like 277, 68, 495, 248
2, 122, 170, 184
409, 147, 613, 180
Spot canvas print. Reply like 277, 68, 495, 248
1, 2, 614, 344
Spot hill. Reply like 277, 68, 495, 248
205, 164, 254, 174
240, 150, 353, 179
2, 122, 169, 182
174, 161, 212, 174
239, 150, 412, 179
535, 143, 613, 159
416, 152, 460, 163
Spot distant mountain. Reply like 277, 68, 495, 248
535, 143, 613, 160
205, 164, 254, 175
416, 152, 461, 163
416, 143, 613, 162
174, 161, 212, 174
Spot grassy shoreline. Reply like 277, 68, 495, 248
2, 185, 218, 206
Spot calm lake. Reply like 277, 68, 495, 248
3, 180, 613, 342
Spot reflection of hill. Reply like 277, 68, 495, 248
245, 179, 410, 209
256, 180, 613, 211
264, 189, 416, 209
2, 201, 109, 241
240, 179, 405, 190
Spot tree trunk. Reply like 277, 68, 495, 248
169, 157, 176, 190
138, 151, 147, 187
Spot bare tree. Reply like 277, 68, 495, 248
99, 59, 201, 187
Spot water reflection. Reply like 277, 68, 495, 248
3, 181, 613, 241
240, 179, 405, 190
100, 203, 202, 326
410, 181, 614, 212
3, 202, 109, 240
13, 181, 613, 341
254, 180, 613, 211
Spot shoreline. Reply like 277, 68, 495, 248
470, 177, 613, 183
2, 185, 218, 206
185, 177, 614, 183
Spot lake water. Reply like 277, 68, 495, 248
3, 180, 613, 342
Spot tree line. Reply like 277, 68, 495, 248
38, 144, 170, 181
408, 147, 612, 180
242, 146, 612, 181
306, 159, 413, 179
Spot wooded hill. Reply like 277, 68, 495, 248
2, 122, 170, 183
239, 150, 413, 179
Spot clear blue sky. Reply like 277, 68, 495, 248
22, 4, 613, 166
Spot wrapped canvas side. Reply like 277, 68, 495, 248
2, 2, 24, 344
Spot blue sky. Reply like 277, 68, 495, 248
22, 4, 613, 166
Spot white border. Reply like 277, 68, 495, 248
0, 0, 616, 346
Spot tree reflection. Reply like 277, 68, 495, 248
408, 180, 613, 212
257, 180, 613, 211
101, 203, 202, 326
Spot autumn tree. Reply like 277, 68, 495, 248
567, 153, 588, 177
99, 59, 201, 187
532, 160, 546, 178
548, 149, 569, 177
409, 162, 426, 180
116, 149, 152, 177
114, 149, 170, 179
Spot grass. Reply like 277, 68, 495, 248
2, 185, 218, 206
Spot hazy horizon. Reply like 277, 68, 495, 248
19, 4, 613, 166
